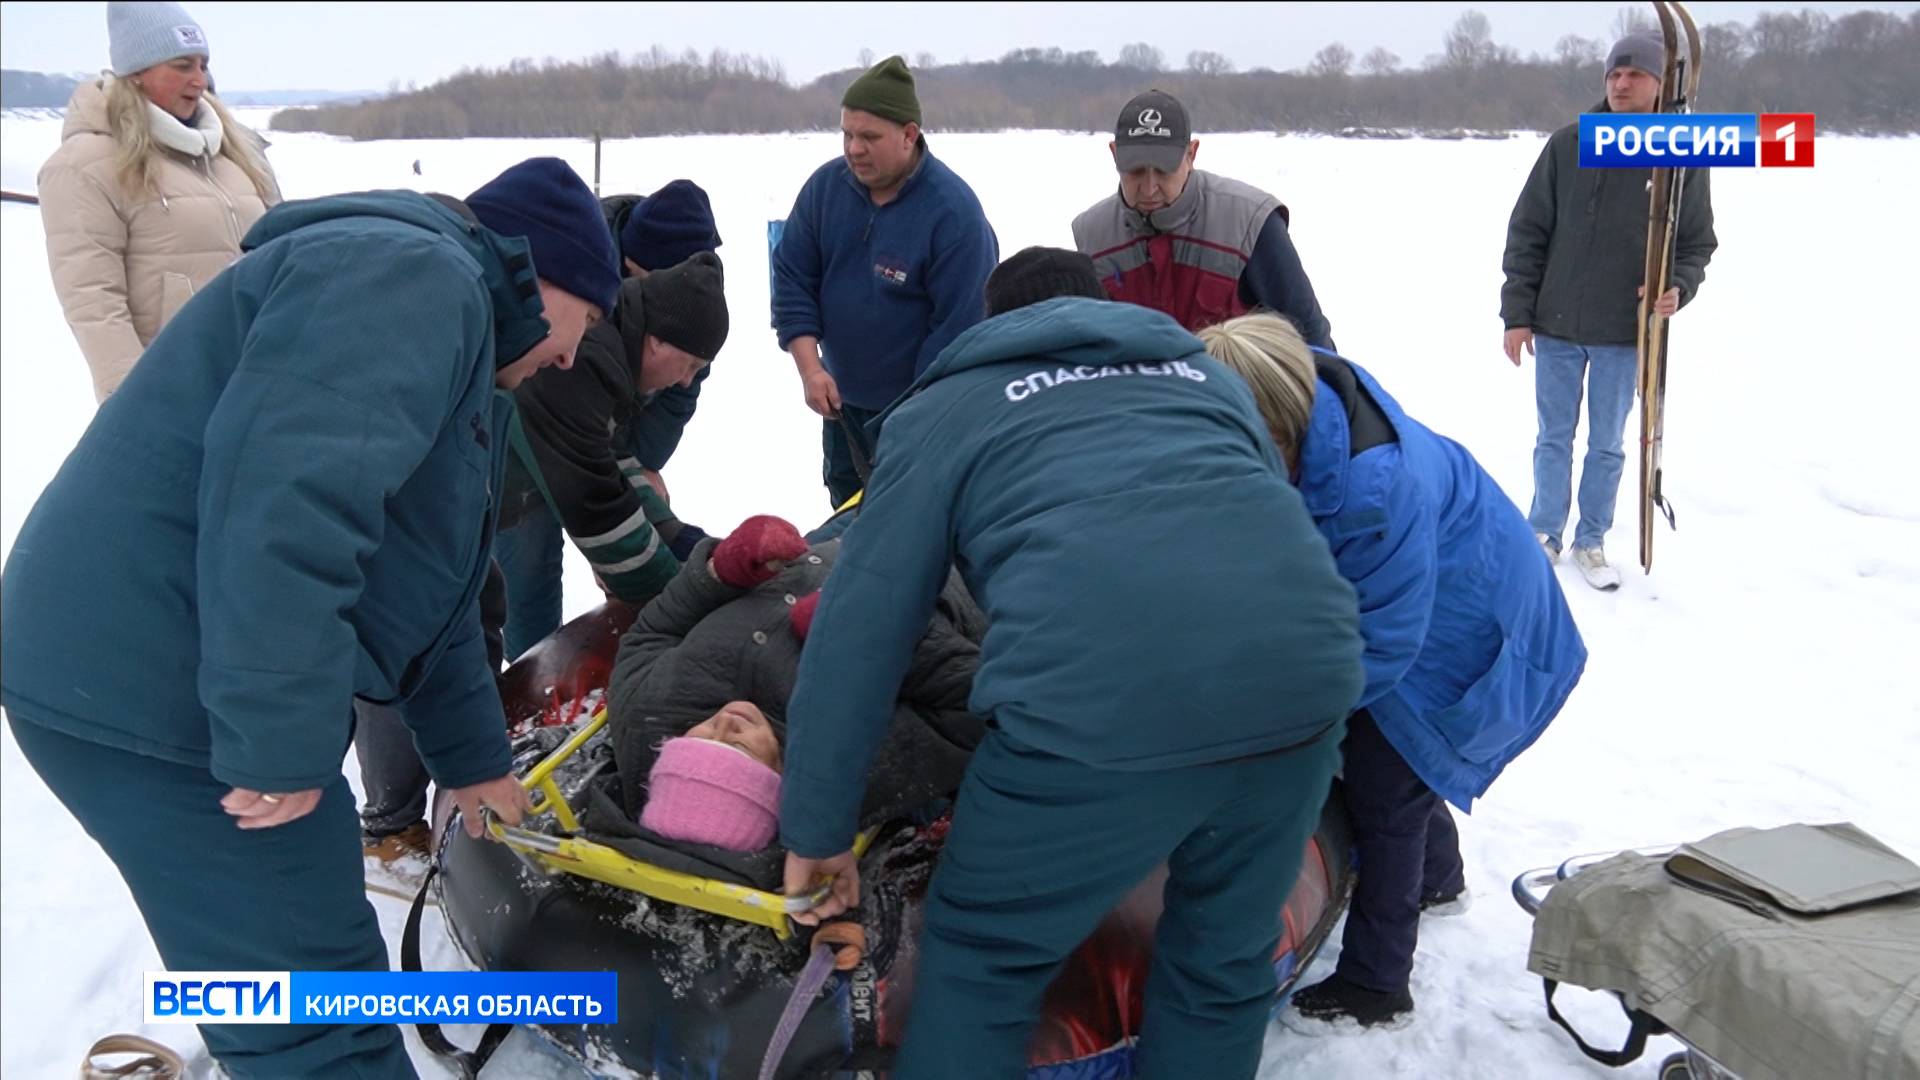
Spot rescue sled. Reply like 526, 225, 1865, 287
427, 602, 1358, 1078
1513, 826, 1920, 1080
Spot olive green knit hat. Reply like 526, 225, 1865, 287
841, 55, 922, 127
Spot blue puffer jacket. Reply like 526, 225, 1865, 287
771, 146, 999, 411
778, 298, 1365, 857
1297, 353, 1587, 809
0, 192, 547, 794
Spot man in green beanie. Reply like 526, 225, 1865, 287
772, 55, 999, 508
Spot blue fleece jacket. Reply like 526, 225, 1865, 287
771, 147, 999, 411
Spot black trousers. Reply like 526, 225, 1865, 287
1333, 709, 1466, 993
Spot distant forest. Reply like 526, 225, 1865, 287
267, 8, 1919, 140
1, 68, 383, 110
1, 69, 83, 109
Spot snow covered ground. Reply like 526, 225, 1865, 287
4, 108, 1917, 1078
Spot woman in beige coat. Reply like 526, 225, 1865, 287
38, 1, 281, 402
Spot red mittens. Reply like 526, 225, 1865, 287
711, 515, 808, 587
789, 590, 822, 640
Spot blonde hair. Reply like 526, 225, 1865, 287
105, 75, 276, 202
1196, 313, 1319, 471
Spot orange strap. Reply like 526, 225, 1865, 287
814, 921, 866, 971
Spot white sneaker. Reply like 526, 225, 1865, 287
1536, 533, 1560, 565
1571, 546, 1622, 591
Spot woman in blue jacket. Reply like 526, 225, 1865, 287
1199, 313, 1588, 1030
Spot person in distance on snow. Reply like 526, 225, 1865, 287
1072, 88, 1334, 347
776, 247, 1364, 1079
1500, 31, 1718, 590
0, 156, 619, 1079
1199, 312, 1588, 1030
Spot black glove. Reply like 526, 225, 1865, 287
664, 522, 709, 562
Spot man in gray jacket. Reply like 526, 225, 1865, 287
1501, 31, 1717, 591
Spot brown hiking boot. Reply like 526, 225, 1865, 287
363, 821, 431, 864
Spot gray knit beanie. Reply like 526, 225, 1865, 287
109, 2, 209, 77
1605, 31, 1666, 82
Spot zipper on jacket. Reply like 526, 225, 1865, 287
197, 154, 242, 247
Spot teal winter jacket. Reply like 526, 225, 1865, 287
778, 297, 1365, 857
1, 191, 549, 793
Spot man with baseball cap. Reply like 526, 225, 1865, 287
1072, 89, 1335, 347
1500, 31, 1717, 592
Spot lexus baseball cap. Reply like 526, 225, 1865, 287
1113, 89, 1192, 174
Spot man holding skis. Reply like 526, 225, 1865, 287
1501, 31, 1717, 590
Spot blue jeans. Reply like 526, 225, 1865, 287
1529, 333, 1638, 552
494, 505, 565, 663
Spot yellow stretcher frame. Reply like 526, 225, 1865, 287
485, 708, 869, 941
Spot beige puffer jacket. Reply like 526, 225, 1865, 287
37, 78, 279, 401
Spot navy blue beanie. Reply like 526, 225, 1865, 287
620, 179, 722, 273
467, 157, 621, 315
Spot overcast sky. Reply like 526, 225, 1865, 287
3, 1, 1912, 92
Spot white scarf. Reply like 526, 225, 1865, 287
146, 97, 223, 159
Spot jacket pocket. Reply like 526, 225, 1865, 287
158, 271, 196, 326
1191, 272, 1242, 327
1426, 636, 1558, 764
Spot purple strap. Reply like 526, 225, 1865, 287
758, 942, 837, 1080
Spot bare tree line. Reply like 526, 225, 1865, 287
268, 9, 1920, 140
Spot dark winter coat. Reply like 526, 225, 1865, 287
1297, 352, 1588, 809
600, 194, 707, 471
1501, 103, 1718, 346
778, 296, 1365, 858
499, 280, 696, 605
771, 146, 999, 411
606, 537, 986, 830
0, 191, 540, 793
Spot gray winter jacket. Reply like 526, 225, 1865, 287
1500, 105, 1717, 346
606, 536, 985, 828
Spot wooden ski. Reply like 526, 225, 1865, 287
1638, 0, 1702, 572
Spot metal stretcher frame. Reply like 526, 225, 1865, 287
486, 708, 870, 942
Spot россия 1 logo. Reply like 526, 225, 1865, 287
1581, 113, 1815, 168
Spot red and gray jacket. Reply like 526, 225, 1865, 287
1072, 169, 1334, 348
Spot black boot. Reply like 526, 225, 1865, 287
1286, 972, 1414, 1031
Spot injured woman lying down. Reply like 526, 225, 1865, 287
606, 514, 987, 852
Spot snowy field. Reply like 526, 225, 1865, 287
3, 108, 1918, 1078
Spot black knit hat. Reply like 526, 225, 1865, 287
841, 55, 922, 127
640, 252, 729, 361
985, 247, 1108, 317
620, 179, 722, 273
466, 157, 620, 315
